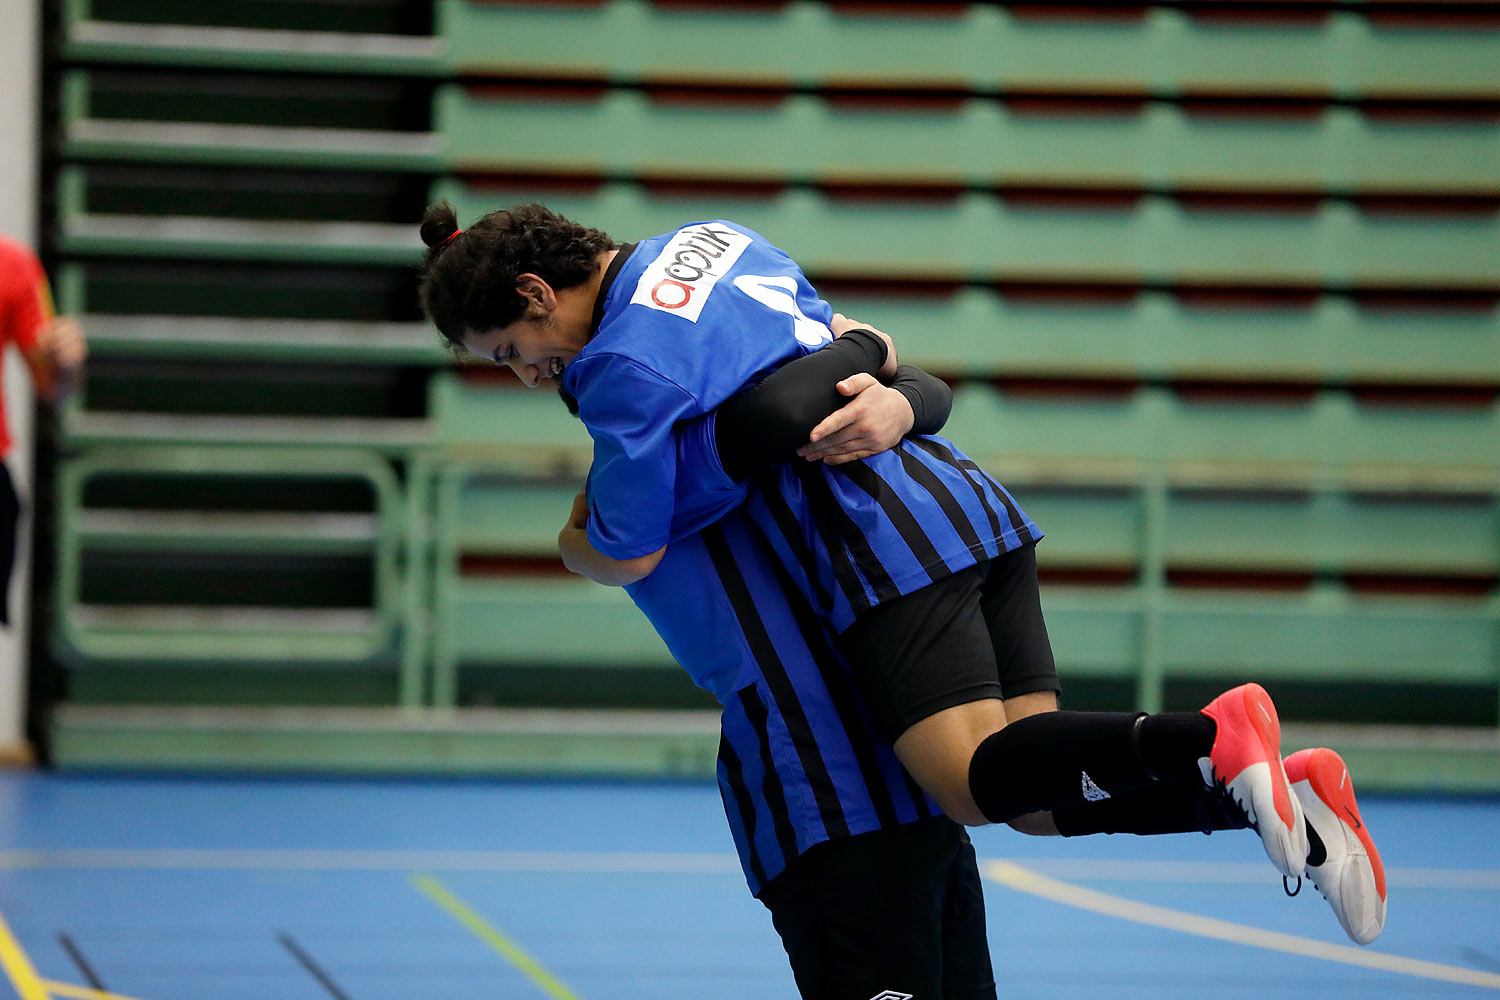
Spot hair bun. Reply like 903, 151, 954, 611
420, 200, 460, 249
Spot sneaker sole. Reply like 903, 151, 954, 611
1291, 748, 1387, 945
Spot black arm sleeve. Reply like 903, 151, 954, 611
714, 329, 887, 481
889, 364, 953, 438
713, 330, 954, 481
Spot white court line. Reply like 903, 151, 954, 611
4, 848, 1496, 988
984, 860, 1500, 991
0, 849, 1494, 890
0, 848, 742, 873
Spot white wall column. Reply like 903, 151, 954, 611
0, 0, 42, 761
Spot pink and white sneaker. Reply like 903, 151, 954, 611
1200, 683, 1308, 878
1284, 748, 1387, 945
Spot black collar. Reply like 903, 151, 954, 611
589, 242, 635, 337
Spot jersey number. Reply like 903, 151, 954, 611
732, 274, 833, 349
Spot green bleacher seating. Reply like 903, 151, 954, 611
429, 575, 679, 706
1153, 590, 1496, 686
1039, 586, 1497, 687
442, 478, 580, 558
424, 372, 641, 706
69, 288, 1500, 388
50, 1, 442, 731
439, 2, 1500, 101
57, 259, 426, 322
44, 0, 1500, 780
63, 0, 447, 76
75, 161, 434, 225
946, 385, 1500, 487
62, 213, 424, 266
62, 409, 432, 453
415, 373, 1500, 712
438, 180, 1500, 291
440, 87, 1500, 197
54, 446, 407, 670
813, 290, 1500, 385
429, 371, 592, 470
81, 0, 433, 33
80, 314, 448, 366
417, 432, 1500, 581
61, 70, 442, 171
58, 163, 428, 265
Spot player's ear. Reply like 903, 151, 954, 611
515, 273, 556, 313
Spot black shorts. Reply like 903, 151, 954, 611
840, 543, 1060, 742
760, 817, 995, 1000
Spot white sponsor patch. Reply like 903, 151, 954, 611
630, 223, 752, 323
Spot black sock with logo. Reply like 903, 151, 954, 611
968, 711, 1161, 825
1053, 781, 1253, 837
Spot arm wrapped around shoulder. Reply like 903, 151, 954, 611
713, 328, 888, 480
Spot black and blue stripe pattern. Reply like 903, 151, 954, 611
747, 433, 1040, 634
697, 515, 935, 895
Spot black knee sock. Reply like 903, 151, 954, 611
967, 711, 1219, 825
1136, 712, 1218, 782
967, 712, 1145, 824
1053, 781, 1251, 837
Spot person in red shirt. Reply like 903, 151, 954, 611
0, 236, 86, 624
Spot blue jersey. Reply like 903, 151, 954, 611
563, 220, 1037, 890
564, 221, 835, 559
626, 509, 936, 895
565, 220, 1041, 634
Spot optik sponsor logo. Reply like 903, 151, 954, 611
630, 223, 752, 322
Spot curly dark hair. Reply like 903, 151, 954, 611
418, 201, 616, 348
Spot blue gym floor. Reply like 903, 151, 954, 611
0, 771, 1495, 1000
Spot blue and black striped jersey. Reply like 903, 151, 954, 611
565, 220, 1040, 891
565, 220, 1041, 633
744, 436, 1038, 633
628, 509, 936, 894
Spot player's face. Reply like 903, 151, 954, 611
462, 275, 589, 388
465, 313, 584, 387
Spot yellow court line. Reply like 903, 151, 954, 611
43, 980, 149, 1000
984, 860, 1500, 991
0, 903, 51, 1000
411, 873, 582, 1000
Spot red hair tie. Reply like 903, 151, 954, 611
441, 228, 463, 247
